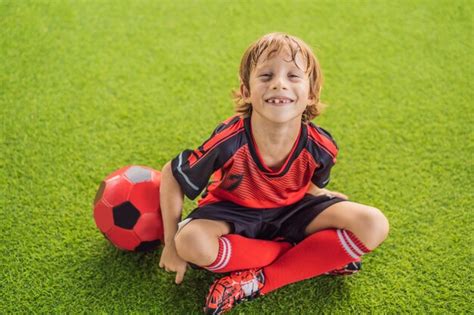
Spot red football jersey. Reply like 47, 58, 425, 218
171, 115, 338, 209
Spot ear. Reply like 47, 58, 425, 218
240, 83, 251, 103
307, 95, 316, 106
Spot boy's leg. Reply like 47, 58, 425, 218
174, 219, 231, 266
175, 218, 292, 273
203, 234, 292, 273
204, 200, 389, 314
303, 200, 389, 249
261, 201, 389, 294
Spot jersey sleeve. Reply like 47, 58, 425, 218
312, 157, 335, 188
308, 125, 339, 188
170, 116, 242, 200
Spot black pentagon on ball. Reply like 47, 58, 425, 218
135, 240, 161, 252
113, 201, 140, 229
125, 166, 152, 183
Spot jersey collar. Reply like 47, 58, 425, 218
244, 117, 308, 177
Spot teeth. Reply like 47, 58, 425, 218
267, 99, 292, 104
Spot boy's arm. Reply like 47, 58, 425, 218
159, 161, 189, 284
160, 161, 184, 246
306, 182, 324, 196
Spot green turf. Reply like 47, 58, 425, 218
1, 0, 472, 313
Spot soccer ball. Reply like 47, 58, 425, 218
93, 165, 164, 251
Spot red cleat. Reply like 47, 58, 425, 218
204, 268, 265, 315
325, 260, 362, 276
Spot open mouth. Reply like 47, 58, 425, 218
265, 98, 294, 105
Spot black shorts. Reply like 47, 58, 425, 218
178, 194, 347, 245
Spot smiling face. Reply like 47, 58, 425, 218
240, 47, 315, 125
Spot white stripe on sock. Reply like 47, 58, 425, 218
337, 229, 359, 259
205, 237, 228, 271
342, 230, 365, 256
217, 237, 232, 270
206, 237, 232, 271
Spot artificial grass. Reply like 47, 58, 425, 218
1, 0, 472, 313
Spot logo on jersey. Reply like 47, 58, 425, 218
221, 174, 243, 191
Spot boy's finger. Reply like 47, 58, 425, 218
175, 270, 185, 284
334, 192, 348, 199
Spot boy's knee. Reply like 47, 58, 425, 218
174, 222, 217, 264
360, 207, 389, 243
379, 211, 390, 239
174, 223, 198, 258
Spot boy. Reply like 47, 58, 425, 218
159, 32, 389, 314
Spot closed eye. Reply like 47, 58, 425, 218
260, 74, 300, 78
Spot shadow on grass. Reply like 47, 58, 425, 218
237, 275, 350, 314
73, 242, 218, 313
74, 242, 352, 313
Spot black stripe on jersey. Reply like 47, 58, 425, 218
191, 151, 201, 160
244, 117, 308, 178
306, 138, 334, 164
197, 147, 206, 155
308, 137, 336, 160
309, 122, 339, 150
172, 128, 247, 200
197, 115, 242, 154
212, 115, 242, 136
306, 137, 335, 188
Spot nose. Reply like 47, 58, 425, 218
270, 74, 288, 90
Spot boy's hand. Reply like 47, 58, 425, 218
307, 183, 349, 200
325, 189, 349, 200
159, 243, 188, 284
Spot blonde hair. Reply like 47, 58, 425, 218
232, 32, 326, 123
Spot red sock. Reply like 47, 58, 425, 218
261, 229, 371, 294
203, 234, 293, 273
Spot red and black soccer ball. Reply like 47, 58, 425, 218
93, 165, 164, 252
